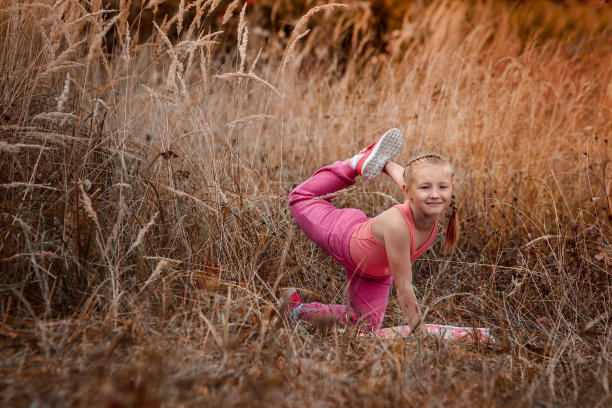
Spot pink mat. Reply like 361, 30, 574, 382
366, 324, 495, 342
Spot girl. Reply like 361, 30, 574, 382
283, 128, 458, 332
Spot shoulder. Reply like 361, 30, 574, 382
379, 206, 411, 241
381, 207, 412, 262
379, 206, 408, 225
371, 207, 406, 246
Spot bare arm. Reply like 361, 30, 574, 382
383, 216, 424, 332
383, 160, 405, 189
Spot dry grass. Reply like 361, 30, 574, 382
1, 0, 612, 406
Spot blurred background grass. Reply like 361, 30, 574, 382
1, 0, 612, 406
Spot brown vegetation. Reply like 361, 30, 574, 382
1, 0, 612, 406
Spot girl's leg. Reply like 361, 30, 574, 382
289, 132, 404, 268
297, 270, 392, 330
289, 160, 370, 327
298, 302, 351, 327
288, 159, 369, 268
345, 270, 394, 330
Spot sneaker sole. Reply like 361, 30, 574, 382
361, 128, 404, 180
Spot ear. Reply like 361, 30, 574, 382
402, 183, 411, 200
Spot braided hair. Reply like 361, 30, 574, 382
403, 153, 459, 251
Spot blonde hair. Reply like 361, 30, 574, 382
403, 154, 459, 251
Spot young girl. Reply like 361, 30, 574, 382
284, 128, 458, 332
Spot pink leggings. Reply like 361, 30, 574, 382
288, 159, 393, 330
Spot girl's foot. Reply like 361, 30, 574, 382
354, 128, 404, 180
279, 288, 303, 318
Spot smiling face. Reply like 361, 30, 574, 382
403, 164, 454, 218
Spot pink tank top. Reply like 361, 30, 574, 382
349, 203, 439, 278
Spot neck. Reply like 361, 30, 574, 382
406, 201, 438, 230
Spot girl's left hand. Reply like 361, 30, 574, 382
411, 322, 428, 335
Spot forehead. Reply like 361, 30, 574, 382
409, 165, 453, 184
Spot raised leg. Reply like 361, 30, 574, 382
289, 159, 369, 269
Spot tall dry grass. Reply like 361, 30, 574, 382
1, 0, 612, 406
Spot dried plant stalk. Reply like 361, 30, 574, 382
127, 211, 159, 254
215, 72, 279, 95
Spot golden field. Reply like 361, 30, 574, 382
1, 0, 612, 406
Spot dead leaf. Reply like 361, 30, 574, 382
537, 317, 552, 327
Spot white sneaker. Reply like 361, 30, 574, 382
355, 128, 404, 180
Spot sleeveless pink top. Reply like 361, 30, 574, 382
349, 203, 439, 278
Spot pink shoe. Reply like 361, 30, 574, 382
279, 288, 303, 317
356, 128, 404, 180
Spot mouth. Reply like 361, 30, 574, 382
426, 202, 444, 205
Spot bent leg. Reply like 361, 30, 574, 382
346, 270, 393, 330
298, 303, 352, 327
297, 271, 392, 331
289, 159, 391, 330
289, 159, 359, 205
289, 159, 368, 269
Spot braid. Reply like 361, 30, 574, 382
443, 195, 459, 250
406, 153, 446, 166
403, 153, 454, 182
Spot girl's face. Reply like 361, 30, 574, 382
403, 165, 453, 218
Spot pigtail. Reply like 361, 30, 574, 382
443, 195, 459, 250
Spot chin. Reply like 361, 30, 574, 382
426, 206, 448, 217
420, 209, 440, 217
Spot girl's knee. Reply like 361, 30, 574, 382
288, 188, 306, 208
349, 309, 384, 331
